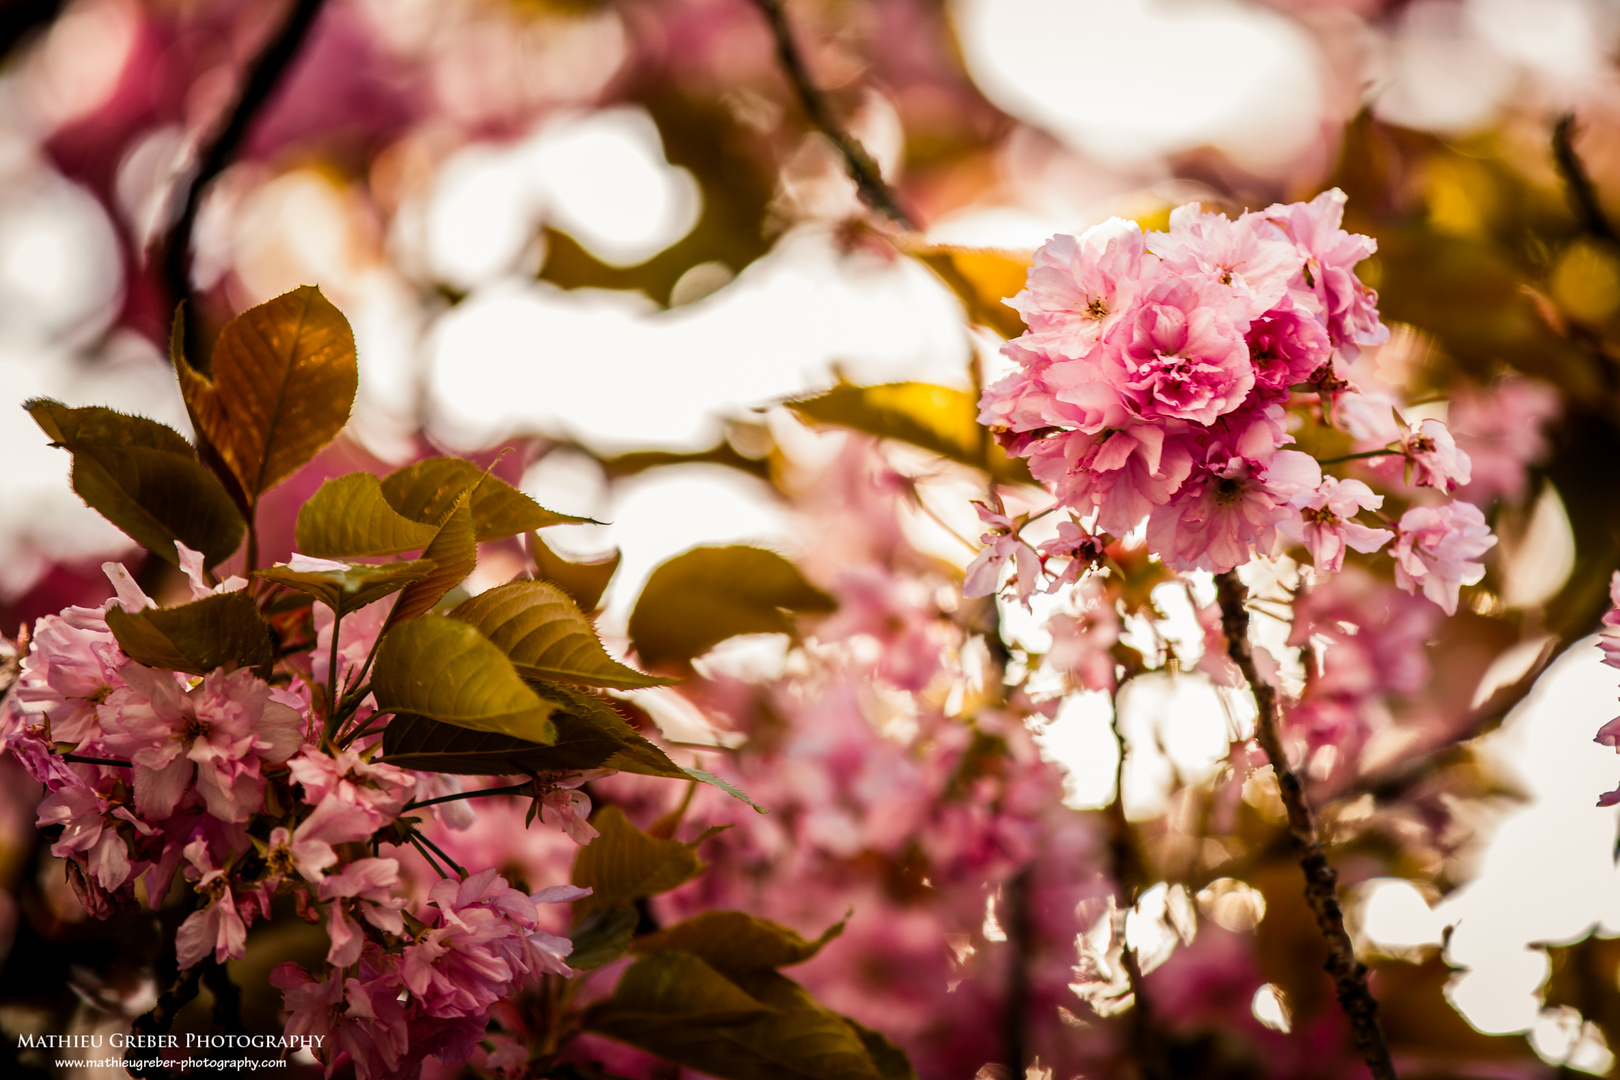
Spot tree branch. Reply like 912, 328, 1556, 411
1553, 114, 1618, 247
160, 0, 329, 357
1215, 570, 1398, 1080
744, 0, 919, 231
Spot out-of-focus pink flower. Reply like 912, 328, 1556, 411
1279, 476, 1393, 572
36, 784, 138, 891
1044, 578, 1119, 692
1391, 501, 1496, 615
1400, 419, 1471, 493
1450, 377, 1561, 506
820, 565, 946, 689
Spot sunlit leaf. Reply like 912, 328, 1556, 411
628, 546, 836, 670
786, 382, 1028, 483
294, 473, 440, 558
371, 615, 557, 743
389, 500, 477, 623
255, 559, 436, 617
26, 400, 245, 569
588, 951, 894, 1080
381, 457, 592, 539
450, 581, 673, 690
381, 682, 682, 777
529, 530, 620, 612
901, 242, 1030, 339
567, 905, 640, 971
171, 287, 358, 505
104, 592, 275, 676
632, 912, 845, 977
570, 805, 709, 913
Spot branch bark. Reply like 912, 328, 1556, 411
1214, 570, 1398, 1080
744, 0, 919, 231
1553, 114, 1618, 247
160, 0, 329, 360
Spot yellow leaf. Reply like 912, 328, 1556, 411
902, 242, 1031, 339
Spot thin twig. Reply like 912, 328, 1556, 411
1106, 708, 1164, 1078
1553, 114, 1619, 247
409, 826, 467, 878
1215, 570, 1397, 1080
744, 0, 919, 231
59, 753, 132, 767
160, 0, 329, 347
402, 781, 533, 813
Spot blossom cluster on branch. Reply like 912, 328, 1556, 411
975, 189, 1495, 614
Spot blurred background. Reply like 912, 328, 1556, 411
5, 0, 1620, 1076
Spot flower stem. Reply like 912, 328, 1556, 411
402, 782, 533, 813
408, 825, 466, 879
1213, 570, 1398, 1080
1317, 449, 1400, 465
60, 753, 132, 767
322, 612, 343, 742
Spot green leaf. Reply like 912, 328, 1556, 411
632, 912, 845, 978
529, 531, 620, 612
255, 559, 437, 617
570, 805, 708, 913
682, 768, 765, 814
381, 688, 762, 808
786, 382, 1028, 483
596, 950, 771, 1024
450, 581, 673, 690
381, 458, 592, 540
380, 682, 682, 777
25, 399, 245, 569
171, 286, 358, 506
841, 1018, 919, 1080
104, 592, 275, 676
628, 546, 836, 670
294, 473, 440, 557
371, 615, 557, 743
588, 952, 893, 1080
567, 905, 640, 971
389, 500, 477, 623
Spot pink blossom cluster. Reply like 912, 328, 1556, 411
273, 871, 585, 1080
976, 190, 1496, 614
1, 551, 594, 1079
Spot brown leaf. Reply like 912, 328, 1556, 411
172, 286, 357, 506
